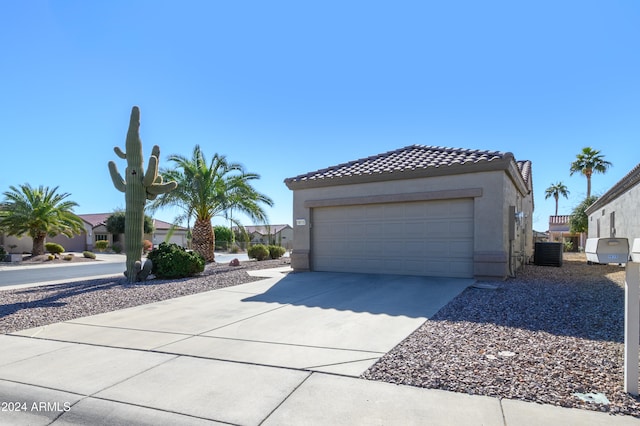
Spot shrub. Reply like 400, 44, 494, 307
147, 242, 205, 279
95, 240, 109, 252
63, 254, 74, 261
83, 251, 96, 259
45, 242, 65, 255
248, 244, 270, 261
46, 254, 55, 261
0, 246, 5, 258
229, 244, 240, 254
268, 245, 286, 259
112, 242, 123, 254
143, 239, 153, 253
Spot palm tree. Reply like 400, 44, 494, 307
544, 182, 570, 216
148, 145, 273, 262
0, 184, 85, 256
569, 147, 612, 198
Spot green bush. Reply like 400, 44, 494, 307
46, 254, 55, 261
83, 251, 96, 259
147, 242, 205, 279
268, 245, 286, 259
63, 254, 74, 261
45, 242, 65, 255
248, 244, 270, 261
229, 244, 240, 254
112, 242, 122, 254
0, 246, 6, 258
95, 240, 109, 252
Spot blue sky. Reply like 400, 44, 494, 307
1, 1, 638, 233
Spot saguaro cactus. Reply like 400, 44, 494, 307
108, 106, 177, 282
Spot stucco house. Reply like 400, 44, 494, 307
233, 224, 293, 249
0, 213, 188, 253
285, 145, 534, 279
585, 162, 640, 242
547, 215, 580, 251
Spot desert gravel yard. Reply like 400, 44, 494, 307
363, 253, 640, 418
2, 253, 640, 418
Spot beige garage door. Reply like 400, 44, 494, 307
311, 199, 474, 278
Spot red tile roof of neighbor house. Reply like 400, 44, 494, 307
235, 224, 292, 235
285, 144, 531, 188
549, 215, 571, 225
76, 214, 185, 230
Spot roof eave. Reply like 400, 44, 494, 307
285, 157, 516, 191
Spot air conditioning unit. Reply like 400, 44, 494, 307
534, 242, 563, 267
585, 238, 629, 265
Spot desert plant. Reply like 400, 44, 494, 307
83, 251, 96, 259
229, 243, 240, 254
248, 244, 270, 261
147, 145, 273, 262
147, 242, 205, 279
570, 147, 612, 199
46, 254, 55, 261
45, 242, 65, 255
112, 242, 123, 254
563, 240, 574, 252
95, 240, 109, 252
63, 254, 74, 261
108, 106, 177, 283
0, 184, 84, 256
268, 245, 286, 259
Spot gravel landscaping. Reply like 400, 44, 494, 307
2, 252, 639, 418
362, 253, 640, 418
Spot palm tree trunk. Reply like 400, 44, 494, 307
193, 218, 215, 262
32, 233, 46, 256
554, 195, 559, 216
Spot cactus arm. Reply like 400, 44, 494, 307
108, 161, 126, 193
143, 155, 158, 186
114, 147, 127, 159
147, 180, 178, 195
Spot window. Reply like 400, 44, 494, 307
95, 234, 108, 242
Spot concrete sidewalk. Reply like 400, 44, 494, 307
1, 269, 638, 425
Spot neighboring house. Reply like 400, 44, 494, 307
233, 224, 293, 249
285, 144, 534, 279
585, 162, 640, 243
0, 213, 188, 253
548, 215, 580, 251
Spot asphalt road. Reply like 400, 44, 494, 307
0, 261, 126, 288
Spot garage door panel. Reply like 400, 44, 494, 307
312, 199, 474, 278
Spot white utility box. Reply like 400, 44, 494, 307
585, 238, 629, 264
631, 238, 640, 263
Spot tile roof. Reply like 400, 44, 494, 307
76, 213, 185, 230
232, 224, 292, 235
285, 144, 528, 188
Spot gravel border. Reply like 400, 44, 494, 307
0, 258, 290, 334
362, 253, 640, 418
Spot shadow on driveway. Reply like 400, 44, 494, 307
242, 271, 474, 318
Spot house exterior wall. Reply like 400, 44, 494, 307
291, 169, 532, 279
587, 184, 640, 241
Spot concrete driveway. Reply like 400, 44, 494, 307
12, 268, 473, 376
